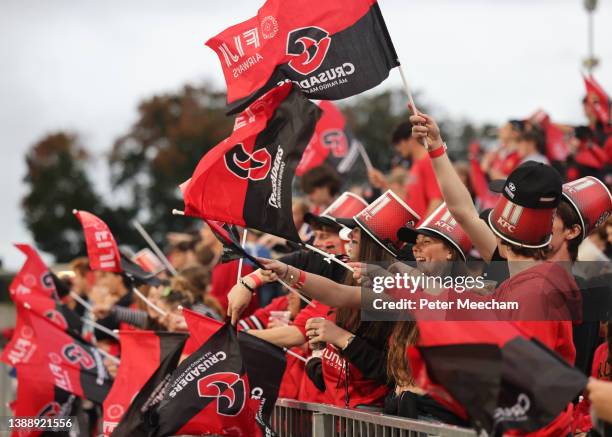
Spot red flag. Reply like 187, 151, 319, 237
584, 74, 610, 125
9, 372, 77, 437
181, 83, 320, 242
408, 321, 586, 435
528, 110, 570, 162
102, 331, 187, 436
1, 306, 37, 367
14, 308, 113, 404
206, 0, 399, 113
183, 307, 225, 344
296, 101, 360, 176
73, 210, 122, 272
9, 244, 57, 301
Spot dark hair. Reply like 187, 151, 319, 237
500, 240, 551, 260
391, 121, 413, 145
518, 129, 547, 156
556, 202, 583, 261
299, 164, 341, 195
509, 119, 526, 133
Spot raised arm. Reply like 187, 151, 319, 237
258, 258, 361, 308
411, 113, 498, 262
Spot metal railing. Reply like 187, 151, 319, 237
272, 399, 477, 437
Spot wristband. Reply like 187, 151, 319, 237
294, 269, 306, 289
342, 335, 356, 351
239, 278, 256, 294
428, 142, 447, 158
247, 274, 263, 289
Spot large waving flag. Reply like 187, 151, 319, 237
296, 101, 362, 176
408, 321, 586, 436
103, 331, 187, 436
206, 0, 399, 113
11, 308, 113, 404
181, 83, 321, 242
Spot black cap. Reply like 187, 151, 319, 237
335, 217, 357, 229
488, 161, 562, 209
303, 212, 341, 229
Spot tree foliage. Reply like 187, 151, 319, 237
109, 83, 233, 241
22, 133, 104, 262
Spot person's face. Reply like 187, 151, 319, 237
199, 225, 215, 247
313, 228, 344, 255
347, 227, 361, 261
498, 122, 513, 144
72, 272, 88, 294
95, 271, 125, 297
548, 215, 582, 260
393, 137, 415, 159
307, 187, 333, 208
147, 286, 163, 320
606, 225, 612, 246
412, 235, 452, 263
169, 250, 187, 270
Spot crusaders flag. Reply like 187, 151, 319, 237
10, 244, 57, 300
206, 0, 399, 113
407, 321, 587, 436
73, 210, 122, 272
296, 101, 361, 176
150, 322, 286, 437
181, 83, 321, 242
103, 331, 187, 437
109, 334, 187, 437
15, 308, 113, 404
10, 373, 78, 437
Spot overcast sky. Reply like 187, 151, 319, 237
1, 0, 611, 270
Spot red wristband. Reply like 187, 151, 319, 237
247, 274, 263, 289
295, 269, 306, 289
428, 143, 447, 158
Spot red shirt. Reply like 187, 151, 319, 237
403, 155, 442, 218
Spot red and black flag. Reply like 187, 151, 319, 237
104, 331, 188, 437
15, 308, 113, 404
12, 293, 83, 340
407, 321, 587, 436
181, 83, 321, 242
10, 244, 57, 301
149, 322, 286, 437
205, 220, 265, 268
206, 0, 399, 113
10, 372, 78, 437
296, 101, 361, 176
237, 331, 287, 436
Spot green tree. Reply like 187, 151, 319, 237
109, 83, 234, 241
22, 132, 106, 262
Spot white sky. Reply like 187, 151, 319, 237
1, 0, 611, 270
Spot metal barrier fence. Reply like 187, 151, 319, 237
272, 399, 477, 437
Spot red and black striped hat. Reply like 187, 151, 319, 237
562, 176, 612, 240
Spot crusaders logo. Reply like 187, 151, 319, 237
38, 402, 61, 417
197, 372, 246, 416
322, 129, 348, 157
62, 343, 96, 370
224, 143, 272, 181
286, 27, 331, 75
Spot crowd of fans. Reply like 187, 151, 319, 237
29, 87, 612, 435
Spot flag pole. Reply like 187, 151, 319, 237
132, 287, 167, 317
172, 209, 185, 216
96, 347, 120, 365
398, 65, 419, 115
70, 291, 92, 311
303, 243, 354, 272
80, 317, 119, 340
132, 220, 178, 277
356, 141, 374, 172
284, 348, 307, 363
236, 228, 249, 283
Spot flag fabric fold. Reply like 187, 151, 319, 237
181, 83, 321, 242
206, 0, 399, 113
